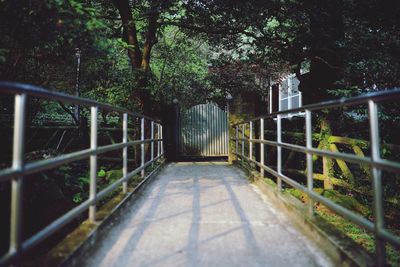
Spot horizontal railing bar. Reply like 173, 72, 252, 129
96, 153, 163, 200
4, 127, 140, 132
308, 190, 375, 231
129, 157, 165, 192
308, 149, 400, 175
232, 88, 400, 126
98, 128, 136, 132
0, 82, 159, 122
0, 82, 166, 264
231, 138, 400, 174
21, 198, 94, 254
237, 152, 304, 190
0, 149, 92, 182
0, 155, 165, 266
0, 139, 163, 182
378, 228, 400, 248
235, 152, 400, 249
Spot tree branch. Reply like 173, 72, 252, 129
58, 101, 79, 125
141, 11, 159, 71
112, 0, 142, 68
159, 20, 246, 35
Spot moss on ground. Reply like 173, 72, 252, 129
316, 205, 399, 267
283, 185, 400, 266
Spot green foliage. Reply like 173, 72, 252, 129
78, 176, 90, 185
72, 192, 83, 204
320, 189, 370, 217
106, 169, 123, 183
286, 188, 303, 200
151, 26, 211, 107
0, 0, 136, 112
59, 165, 72, 172
0, 2, 399, 263
98, 169, 106, 178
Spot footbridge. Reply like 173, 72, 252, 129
0, 82, 399, 267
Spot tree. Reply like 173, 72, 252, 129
110, 0, 175, 115
187, 0, 400, 102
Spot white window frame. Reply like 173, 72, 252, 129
278, 74, 304, 117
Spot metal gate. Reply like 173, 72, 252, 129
179, 103, 228, 158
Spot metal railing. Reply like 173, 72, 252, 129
232, 89, 400, 267
0, 82, 164, 265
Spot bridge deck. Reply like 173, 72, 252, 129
80, 162, 334, 267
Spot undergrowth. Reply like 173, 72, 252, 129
286, 187, 400, 266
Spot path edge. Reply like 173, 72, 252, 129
233, 160, 374, 267
36, 160, 166, 267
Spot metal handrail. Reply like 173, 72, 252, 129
232, 88, 400, 126
0, 82, 164, 265
232, 89, 400, 267
0, 82, 159, 122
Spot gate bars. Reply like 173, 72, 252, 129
232, 89, 400, 267
179, 103, 228, 157
0, 82, 164, 265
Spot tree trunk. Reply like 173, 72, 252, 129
112, 0, 160, 117
112, 0, 142, 68
299, 0, 345, 104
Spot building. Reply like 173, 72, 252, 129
268, 73, 303, 117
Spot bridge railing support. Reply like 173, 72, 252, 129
9, 93, 26, 256
122, 113, 128, 193
151, 121, 154, 167
277, 114, 282, 190
158, 124, 163, 156
260, 118, 264, 177
89, 106, 98, 222
141, 117, 145, 178
369, 100, 386, 266
235, 125, 238, 157
249, 121, 253, 161
305, 109, 314, 216
231, 88, 400, 267
0, 82, 164, 265
241, 124, 245, 160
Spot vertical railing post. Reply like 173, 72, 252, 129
368, 100, 386, 267
305, 110, 314, 216
141, 118, 145, 178
9, 93, 26, 255
249, 121, 253, 160
277, 114, 282, 190
241, 124, 245, 159
235, 125, 238, 156
151, 121, 154, 166
89, 106, 98, 222
160, 125, 163, 155
157, 124, 161, 157
260, 118, 264, 177
122, 113, 128, 194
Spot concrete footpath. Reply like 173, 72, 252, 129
80, 162, 334, 267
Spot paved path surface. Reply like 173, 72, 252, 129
81, 162, 334, 267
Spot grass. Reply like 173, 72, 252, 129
285, 187, 400, 266
317, 204, 400, 266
